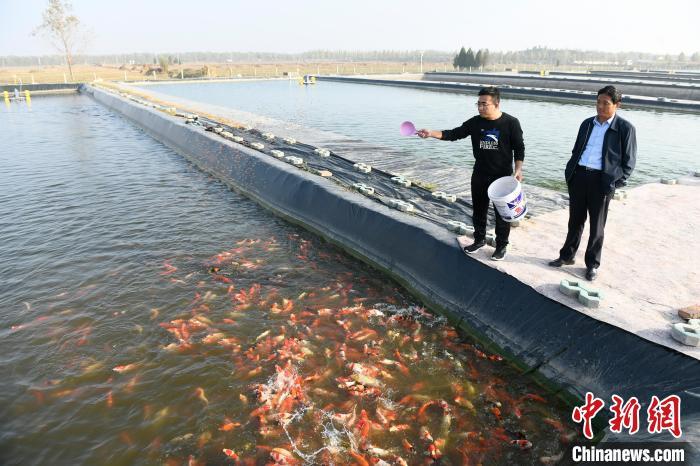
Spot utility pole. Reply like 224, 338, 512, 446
420, 51, 425, 73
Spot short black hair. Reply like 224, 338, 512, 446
598, 85, 622, 104
478, 86, 500, 104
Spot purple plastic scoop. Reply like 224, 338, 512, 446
400, 121, 416, 136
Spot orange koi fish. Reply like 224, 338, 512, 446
160, 261, 178, 275
426, 443, 443, 460
219, 418, 241, 431
349, 451, 369, 466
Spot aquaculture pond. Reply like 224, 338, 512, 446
1, 94, 578, 465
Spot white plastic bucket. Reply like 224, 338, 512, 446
487, 176, 527, 222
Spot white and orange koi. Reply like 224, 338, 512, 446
419, 426, 434, 442
112, 363, 138, 374
194, 387, 209, 405
389, 424, 411, 432
201, 332, 224, 345
351, 373, 384, 389
511, 439, 533, 450
270, 447, 297, 464
222, 448, 238, 459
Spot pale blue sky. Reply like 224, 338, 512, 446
1, 0, 698, 56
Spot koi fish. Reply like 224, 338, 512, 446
161, 261, 178, 275
366, 446, 393, 458
419, 426, 434, 442
222, 448, 238, 459
521, 393, 548, 404
349, 451, 369, 466
113, 363, 138, 373
198, 431, 212, 448
349, 328, 378, 341
351, 373, 384, 389
195, 387, 209, 405
270, 447, 296, 463
389, 424, 410, 432
454, 396, 475, 410
212, 274, 233, 284
510, 439, 533, 450
426, 442, 443, 460
219, 418, 241, 431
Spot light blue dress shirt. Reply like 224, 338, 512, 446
579, 116, 613, 170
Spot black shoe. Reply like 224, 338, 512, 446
463, 240, 486, 254
491, 245, 507, 261
549, 257, 575, 267
585, 267, 598, 281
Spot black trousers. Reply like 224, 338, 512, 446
471, 171, 510, 248
559, 168, 613, 269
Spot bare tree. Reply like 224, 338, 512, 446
33, 0, 83, 80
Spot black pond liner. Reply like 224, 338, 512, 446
82, 84, 700, 452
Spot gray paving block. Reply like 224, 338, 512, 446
671, 323, 700, 347
578, 288, 602, 308
578, 283, 603, 299
559, 279, 581, 297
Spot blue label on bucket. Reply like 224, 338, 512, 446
506, 192, 523, 209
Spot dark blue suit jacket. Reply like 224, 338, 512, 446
565, 114, 637, 194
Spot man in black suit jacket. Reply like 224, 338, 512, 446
549, 85, 637, 281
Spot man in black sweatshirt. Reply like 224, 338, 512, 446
417, 86, 525, 261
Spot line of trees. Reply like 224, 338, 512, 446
5, 47, 700, 68
453, 47, 490, 70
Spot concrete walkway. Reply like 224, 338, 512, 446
472, 182, 700, 359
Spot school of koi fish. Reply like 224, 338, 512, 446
151, 234, 579, 465
11, 233, 579, 465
